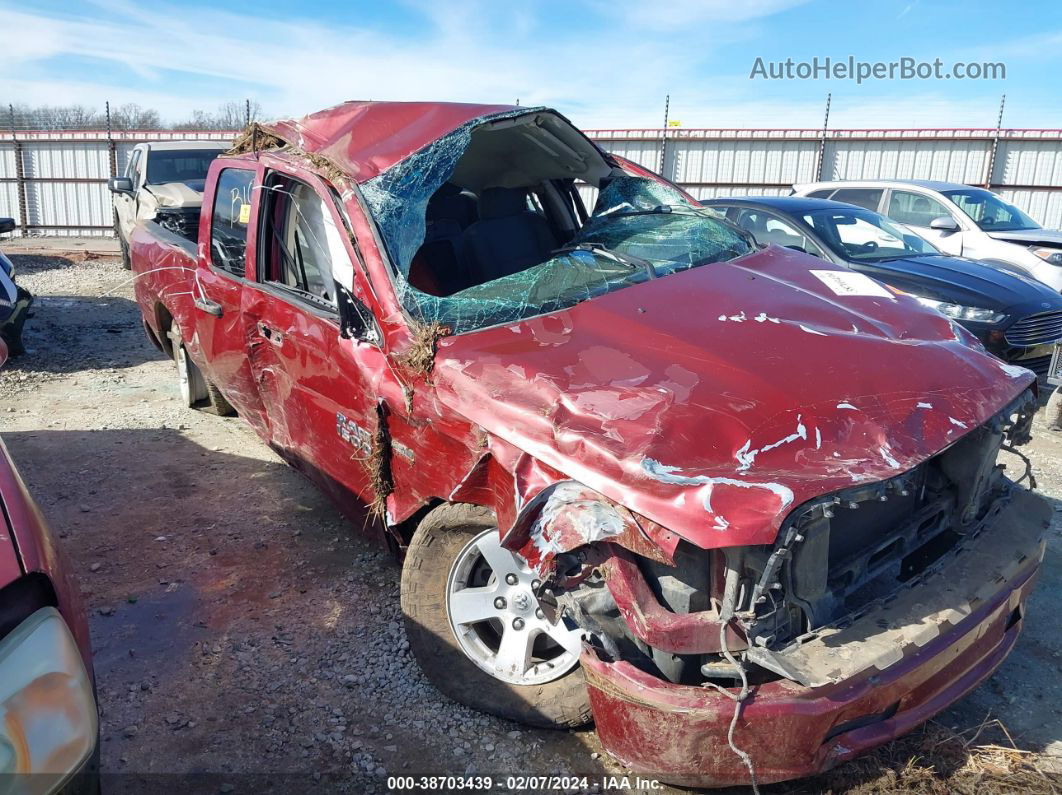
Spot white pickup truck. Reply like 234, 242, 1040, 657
108, 141, 228, 268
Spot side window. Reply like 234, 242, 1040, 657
259, 174, 343, 307
210, 168, 256, 278
732, 209, 823, 256
829, 188, 884, 212
806, 189, 834, 199
125, 150, 142, 185
887, 190, 953, 228
700, 205, 729, 219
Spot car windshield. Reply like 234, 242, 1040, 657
146, 149, 221, 186
800, 207, 941, 262
942, 188, 1040, 232
394, 177, 755, 334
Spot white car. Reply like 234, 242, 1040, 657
793, 179, 1062, 292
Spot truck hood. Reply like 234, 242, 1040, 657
854, 254, 1062, 314
433, 247, 1034, 549
987, 228, 1062, 246
143, 181, 205, 208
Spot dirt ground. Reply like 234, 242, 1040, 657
2, 252, 1061, 794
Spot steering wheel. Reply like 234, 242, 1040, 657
854, 240, 878, 254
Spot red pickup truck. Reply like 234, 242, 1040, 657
129, 101, 1049, 788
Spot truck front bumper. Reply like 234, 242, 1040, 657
583, 487, 1048, 788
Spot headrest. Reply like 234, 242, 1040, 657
478, 187, 528, 220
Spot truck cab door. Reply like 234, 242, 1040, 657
240, 169, 388, 508
189, 163, 272, 438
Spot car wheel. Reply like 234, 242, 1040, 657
1046, 386, 1062, 430
401, 503, 593, 729
167, 324, 207, 408
114, 213, 131, 270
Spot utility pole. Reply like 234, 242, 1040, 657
245, 98, 251, 127
814, 93, 832, 182
985, 94, 1006, 189
658, 94, 670, 175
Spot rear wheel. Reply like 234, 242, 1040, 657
114, 212, 131, 270
401, 503, 592, 728
166, 323, 235, 415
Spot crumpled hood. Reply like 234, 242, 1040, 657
988, 228, 1062, 246
144, 181, 205, 208
433, 247, 1034, 549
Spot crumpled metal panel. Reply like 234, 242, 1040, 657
432, 245, 1036, 551
259, 101, 517, 183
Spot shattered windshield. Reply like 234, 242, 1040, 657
366, 168, 753, 334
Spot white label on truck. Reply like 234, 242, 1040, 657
810, 270, 894, 299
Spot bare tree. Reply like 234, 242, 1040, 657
110, 103, 161, 130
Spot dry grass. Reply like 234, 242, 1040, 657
397, 322, 451, 377
358, 404, 394, 521
774, 717, 1061, 794
226, 122, 286, 156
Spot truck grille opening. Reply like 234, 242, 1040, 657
741, 388, 1036, 651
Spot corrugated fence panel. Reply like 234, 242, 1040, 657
995, 141, 1062, 188
823, 139, 988, 184
3, 128, 1062, 235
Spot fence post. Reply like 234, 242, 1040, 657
984, 94, 1005, 189
245, 98, 251, 127
106, 101, 117, 179
8, 104, 27, 238
814, 93, 832, 182
658, 94, 670, 176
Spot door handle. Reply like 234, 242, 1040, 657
194, 295, 223, 317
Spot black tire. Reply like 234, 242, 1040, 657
204, 380, 236, 416
166, 321, 233, 415
401, 503, 592, 729
114, 212, 131, 270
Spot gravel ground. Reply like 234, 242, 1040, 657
1, 252, 1061, 794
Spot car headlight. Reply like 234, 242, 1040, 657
1032, 247, 1062, 266
913, 296, 1005, 323
0, 607, 97, 783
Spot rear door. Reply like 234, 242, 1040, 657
240, 167, 382, 505
191, 163, 272, 437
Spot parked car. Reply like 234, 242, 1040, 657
108, 141, 228, 269
128, 101, 1048, 788
0, 218, 33, 357
792, 179, 1062, 292
0, 348, 99, 791
702, 196, 1062, 379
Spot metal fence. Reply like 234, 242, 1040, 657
2, 126, 1062, 237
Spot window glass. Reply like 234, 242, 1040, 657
886, 190, 953, 228
210, 168, 255, 278
942, 188, 1039, 232
146, 149, 221, 187
731, 209, 824, 256
801, 207, 940, 261
806, 189, 834, 199
126, 150, 141, 184
260, 175, 341, 306
828, 188, 884, 211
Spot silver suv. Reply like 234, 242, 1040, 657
793, 179, 1062, 292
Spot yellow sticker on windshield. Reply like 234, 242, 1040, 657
238, 202, 251, 224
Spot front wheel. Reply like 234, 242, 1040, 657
401, 503, 592, 729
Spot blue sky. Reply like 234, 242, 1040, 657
3, 0, 1062, 129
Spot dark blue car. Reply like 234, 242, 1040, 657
702, 196, 1062, 380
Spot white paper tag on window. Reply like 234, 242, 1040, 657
810, 269, 894, 299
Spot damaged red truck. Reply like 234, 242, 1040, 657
128, 102, 1050, 788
